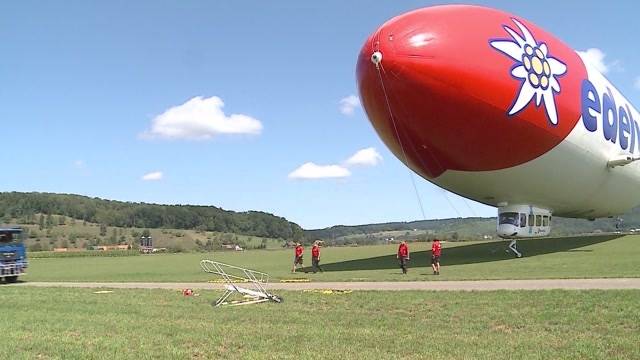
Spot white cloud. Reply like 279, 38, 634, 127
344, 147, 382, 167
288, 147, 382, 180
73, 160, 85, 168
288, 162, 351, 180
577, 48, 608, 73
577, 48, 622, 74
141, 171, 163, 181
609, 60, 623, 73
339, 95, 361, 115
141, 96, 263, 140
635, 77, 640, 90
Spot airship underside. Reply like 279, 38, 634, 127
357, 5, 640, 240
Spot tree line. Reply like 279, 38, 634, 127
306, 208, 640, 243
0, 192, 304, 240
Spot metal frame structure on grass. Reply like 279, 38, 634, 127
200, 260, 283, 307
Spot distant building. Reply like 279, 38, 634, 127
53, 247, 83, 252
139, 236, 153, 253
91, 245, 131, 251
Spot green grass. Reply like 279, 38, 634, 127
1, 287, 638, 359
21, 234, 640, 282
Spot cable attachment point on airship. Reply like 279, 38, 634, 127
607, 156, 640, 168
371, 51, 383, 68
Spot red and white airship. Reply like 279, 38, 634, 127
357, 5, 640, 254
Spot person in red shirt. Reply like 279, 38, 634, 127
431, 238, 442, 275
397, 240, 410, 274
291, 242, 304, 273
311, 241, 323, 273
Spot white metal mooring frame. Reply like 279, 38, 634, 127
200, 260, 282, 307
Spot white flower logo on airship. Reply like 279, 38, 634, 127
490, 18, 567, 125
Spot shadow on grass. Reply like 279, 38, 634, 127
0, 279, 25, 285
311, 235, 623, 272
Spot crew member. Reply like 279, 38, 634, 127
431, 238, 442, 275
311, 241, 323, 273
292, 242, 304, 273
397, 240, 410, 274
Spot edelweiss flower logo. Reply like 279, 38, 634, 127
490, 19, 567, 125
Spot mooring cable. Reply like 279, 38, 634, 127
373, 54, 427, 220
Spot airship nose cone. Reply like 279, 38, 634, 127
357, 10, 445, 177
356, 5, 586, 179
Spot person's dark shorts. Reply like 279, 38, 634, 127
431, 255, 440, 265
294, 256, 303, 265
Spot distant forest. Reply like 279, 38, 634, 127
0, 192, 304, 240
307, 208, 640, 242
3, 192, 639, 246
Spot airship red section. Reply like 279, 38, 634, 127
357, 5, 587, 178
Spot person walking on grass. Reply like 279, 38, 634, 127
311, 241, 323, 273
397, 240, 410, 274
431, 238, 442, 275
292, 242, 304, 273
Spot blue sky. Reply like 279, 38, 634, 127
1, 1, 639, 229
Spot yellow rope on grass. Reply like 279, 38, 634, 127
303, 289, 353, 295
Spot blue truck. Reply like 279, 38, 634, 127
0, 227, 28, 283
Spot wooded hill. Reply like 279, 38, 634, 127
0, 192, 304, 240
306, 208, 640, 243
3, 191, 639, 247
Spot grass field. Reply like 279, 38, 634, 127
20, 234, 640, 282
1, 287, 639, 359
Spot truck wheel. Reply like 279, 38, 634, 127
5, 276, 18, 283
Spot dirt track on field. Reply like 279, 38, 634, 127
8, 278, 640, 291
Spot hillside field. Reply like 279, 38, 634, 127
13, 220, 285, 252
20, 234, 640, 282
